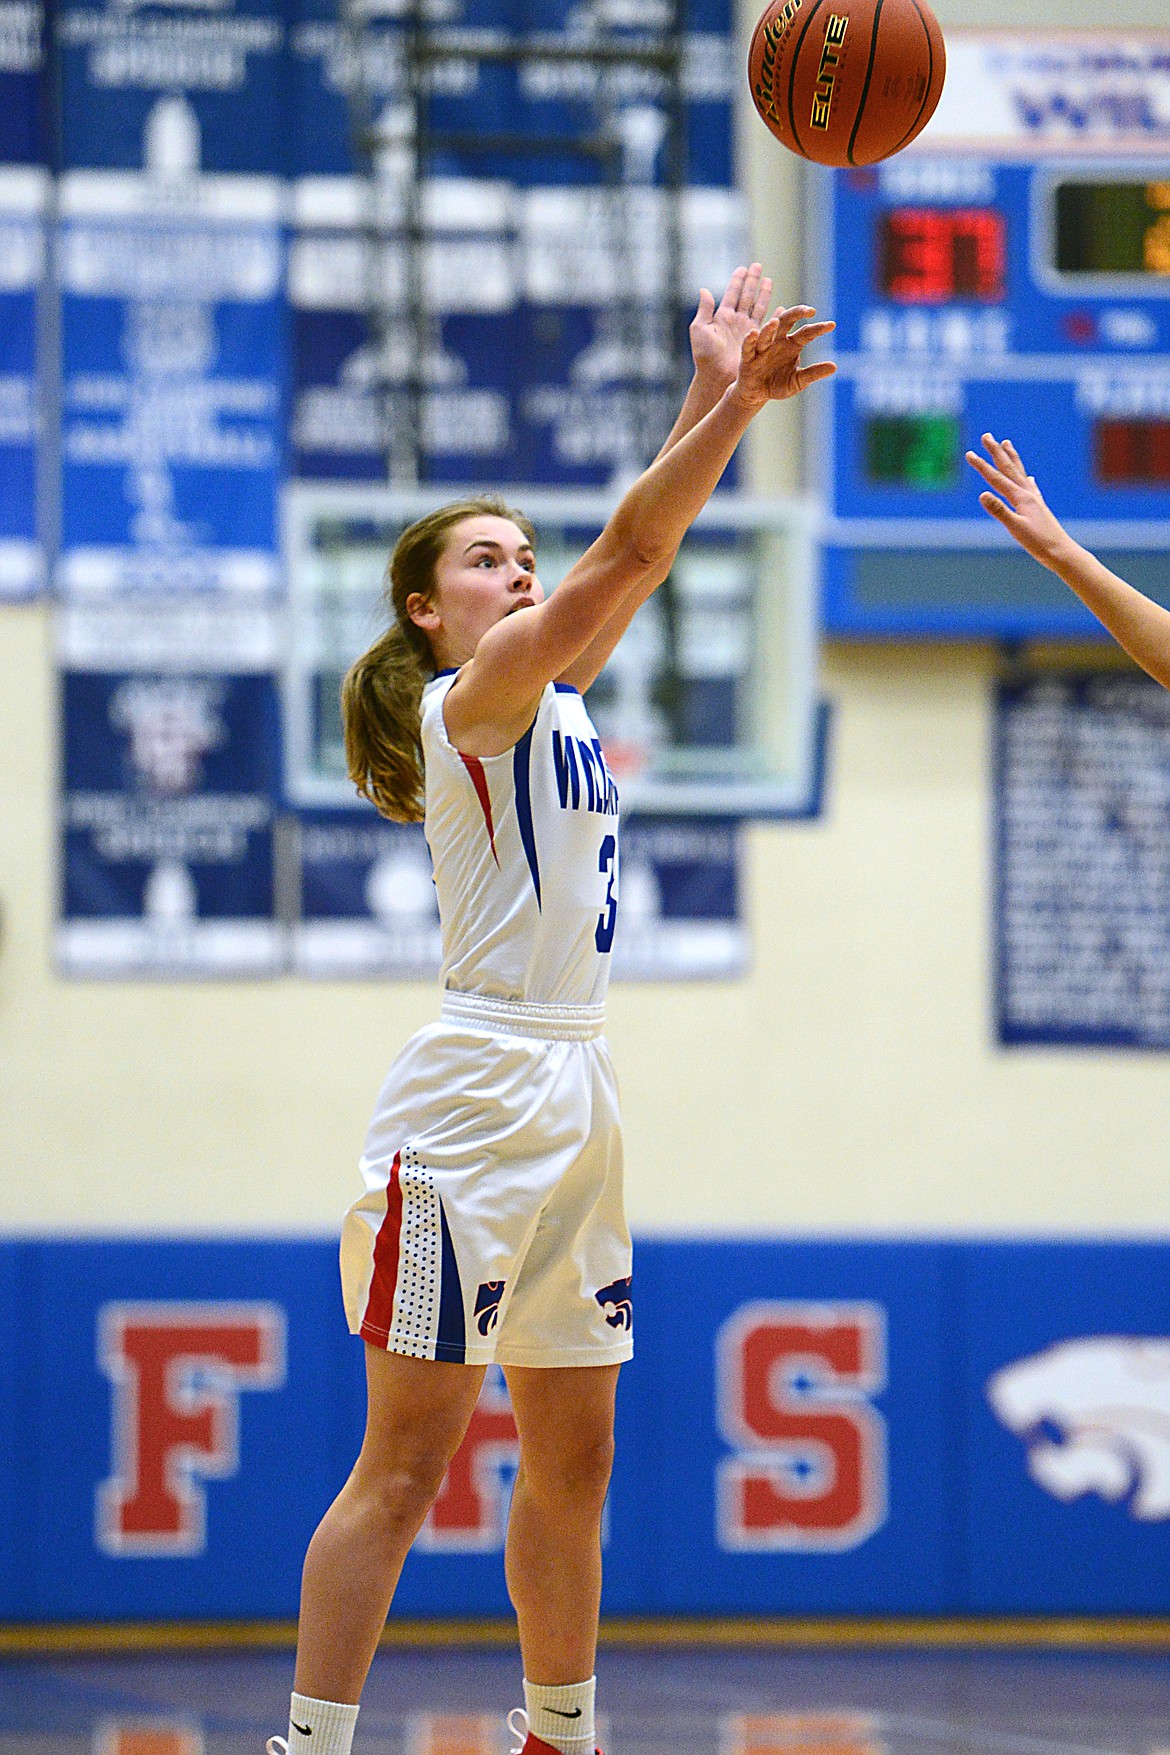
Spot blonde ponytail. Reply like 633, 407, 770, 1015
341, 494, 535, 823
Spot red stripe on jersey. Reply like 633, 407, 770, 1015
459, 752, 500, 866
360, 1151, 403, 1344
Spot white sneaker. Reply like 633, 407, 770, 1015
266, 1740, 289, 1754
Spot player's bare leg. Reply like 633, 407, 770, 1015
293, 1345, 486, 1702
503, 1363, 621, 1685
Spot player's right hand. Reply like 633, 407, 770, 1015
729, 306, 836, 410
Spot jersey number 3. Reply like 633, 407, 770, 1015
595, 834, 618, 953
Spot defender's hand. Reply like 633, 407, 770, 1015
691, 263, 773, 388
965, 434, 1074, 570
729, 307, 836, 410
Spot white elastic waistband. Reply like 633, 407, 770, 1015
440, 990, 606, 1042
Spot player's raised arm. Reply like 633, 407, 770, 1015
967, 433, 1170, 694
445, 304, 835, 750
556, 264, 775, 693
652, 262, 774, 463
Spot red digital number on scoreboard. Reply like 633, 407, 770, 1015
879, 208, 1007, 304
1094, 419, 1170, 485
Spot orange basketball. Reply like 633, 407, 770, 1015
748, 0, 945, 167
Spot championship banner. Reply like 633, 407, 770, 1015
56, 0, 284, 175
0, 0, 43, 165
288, 188, 747, 489
611, 816, 744, 979
292, 810, 744, 981
294, 812, 442, 978
57, 603, 284, 977
288, 175, 515, 484
287, 0, 745, 488
0, 163, 45, 600
57, 164, 284, 598
995, 670, 1170, 1049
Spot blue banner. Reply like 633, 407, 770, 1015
286, 0, 744, 488
0, 164, 44, 599
57, 1, 285, 175
295, 810, 442, 978
57, 173, 284, 597
4, 1237, 1170, 1619
293, 810, 744, 980
59, 665, 283, 976
0, 0, 44, 165
288, 180, 746, 489
995, 671, 1170, 1049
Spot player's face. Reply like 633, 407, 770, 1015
417, 516, 543, 667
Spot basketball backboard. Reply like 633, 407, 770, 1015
284, 485, 822, 819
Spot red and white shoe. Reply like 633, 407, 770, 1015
507, 1709, 603, 1755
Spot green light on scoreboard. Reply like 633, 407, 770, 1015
864, 415, 959, 488
1055, 181, 1170, 276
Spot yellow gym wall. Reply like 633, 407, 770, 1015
1, 0, 1167, 1239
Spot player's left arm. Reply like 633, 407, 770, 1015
556, 265, 775, 694
967, 432, 1170, 692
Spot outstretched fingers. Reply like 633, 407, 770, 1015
719, 264, 751, 314
968, 438, 1017, 494
736, 304, 836, 401
965, 447, 1023, 508
981, 431, 1030, 484
789, 317, 836, 349
741, 316, 779, 361
795, 359, 838, 387
964, 442, 1044, 536
975, 487, 1015, 525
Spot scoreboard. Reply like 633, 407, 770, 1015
814, 32, 1170, 637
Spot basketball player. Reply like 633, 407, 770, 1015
968, 432, 1170, 689
264, 269, 835, 1755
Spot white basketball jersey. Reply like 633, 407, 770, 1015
421, 671, 620, 1009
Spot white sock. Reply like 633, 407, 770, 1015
285, 1692, 359, 1755
523, 1677, 596, 1755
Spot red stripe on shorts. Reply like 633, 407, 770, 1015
360, 1151, 403, 1345
459, 753, 500, 866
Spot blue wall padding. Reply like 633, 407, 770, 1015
1, 1236, 1168, 1621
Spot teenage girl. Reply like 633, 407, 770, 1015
968, 432, 1170, 688
265, 267, 836, 1755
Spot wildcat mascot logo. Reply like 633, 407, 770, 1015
988, 1337, 1170, 1521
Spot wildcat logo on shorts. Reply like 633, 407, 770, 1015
988, 1336, 1170, 1520
595, 1276, 632, 1330
474, 1280, 506, 1336
717, 1300, 887, 1551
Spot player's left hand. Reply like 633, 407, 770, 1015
691, 263, 774, 387
730, 307, 836, 408
965, 433, 1074, 570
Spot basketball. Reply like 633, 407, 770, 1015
748, 0, 945, 167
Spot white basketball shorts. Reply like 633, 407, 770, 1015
341, 991, 633, 1368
